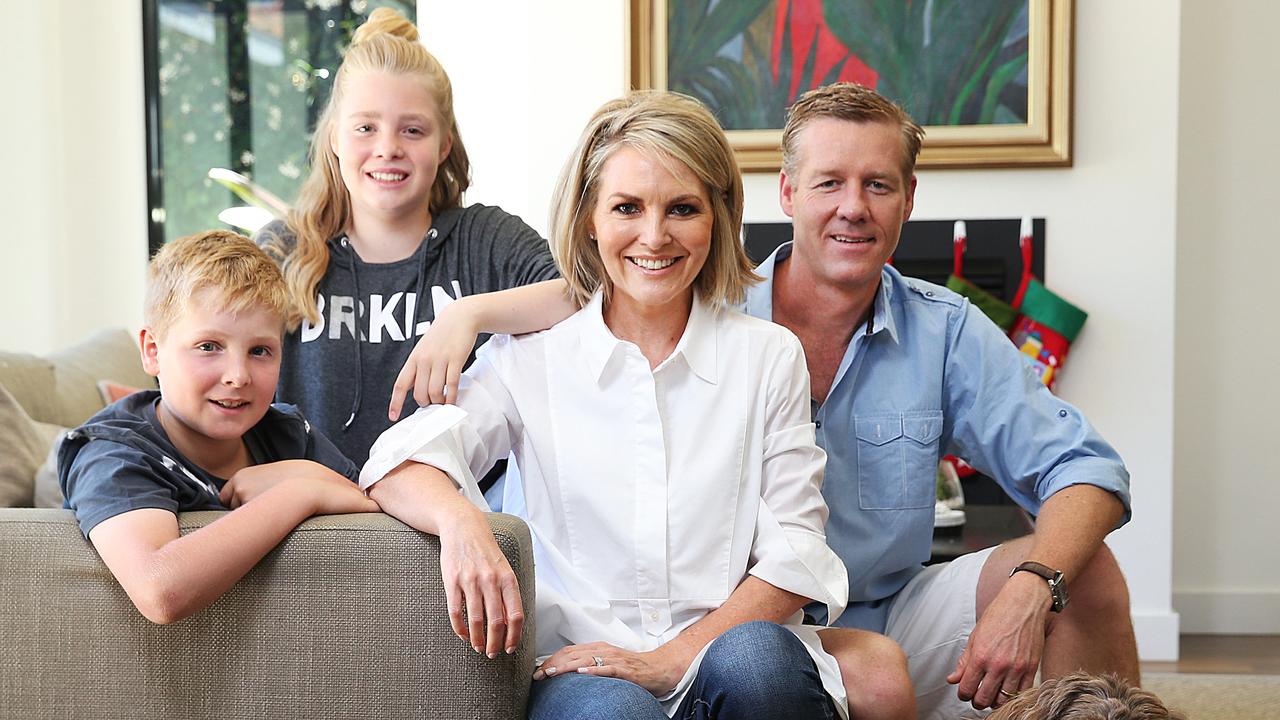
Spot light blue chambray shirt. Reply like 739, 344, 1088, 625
744, 243, 1131, 633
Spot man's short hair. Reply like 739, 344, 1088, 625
144, 229, 299, 336
781, 82, 925, 183
988, 672, 1186, 720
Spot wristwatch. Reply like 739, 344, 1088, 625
1009, 561, 1069, 613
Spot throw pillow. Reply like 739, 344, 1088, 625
33, 424, 70, 509
0, 384, 53, 507
97, 379, 144, 406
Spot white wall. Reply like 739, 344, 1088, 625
429, 0, 1184, 658
0, 0, 149, 355
1173, 0, 1280, 634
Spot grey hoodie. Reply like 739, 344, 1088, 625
255, 204, 559, 469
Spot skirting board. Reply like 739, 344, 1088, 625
1134, 610, 1180, 661
1174, 590, 1280, 634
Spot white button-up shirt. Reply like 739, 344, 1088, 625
362, 292, 850, 716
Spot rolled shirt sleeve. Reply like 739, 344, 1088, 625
747, 333, 849, 623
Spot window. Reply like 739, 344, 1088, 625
143, 0, 415, 254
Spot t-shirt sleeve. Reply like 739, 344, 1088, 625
61, 439, 182, 538
305, 423, 361, 483
465, 206, 561, 289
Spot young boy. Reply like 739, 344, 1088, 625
59, 229, 378, 624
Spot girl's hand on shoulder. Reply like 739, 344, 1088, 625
534, 642, 685, 697
389, 299, 481, 419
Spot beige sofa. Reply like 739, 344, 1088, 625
0, 330, 537, 719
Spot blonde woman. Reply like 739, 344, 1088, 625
360, 91, 866, 719
255, 8, 559, 469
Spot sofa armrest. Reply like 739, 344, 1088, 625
0, 509, 535, 719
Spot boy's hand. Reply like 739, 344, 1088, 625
222, 460, 378, 515
389, 300, 481, 419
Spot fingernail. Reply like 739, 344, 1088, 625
487, 652, 497, 660
545, 666, 557, 676
473, 646, 482, 654
506, 647, 516, 655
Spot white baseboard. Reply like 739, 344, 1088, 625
1174, 590, 1280, 634
1133, 610, 1180, 661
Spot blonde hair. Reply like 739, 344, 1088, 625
988, 672, 1185, 720
781, 82, 925, 184
145, 230, 298, 335
548, 91, 759, 308
272, 7, 470, 323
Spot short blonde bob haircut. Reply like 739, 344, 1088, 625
782, 82, 925, 184
271, 7, 469, 324
549, 91, 759, 308
145, 230, 300, 335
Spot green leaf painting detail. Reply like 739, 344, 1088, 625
665, 0, 1030, 131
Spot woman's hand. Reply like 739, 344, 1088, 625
389, 300, 481, 419
533, 642, 686, 697
438, 510, 525, 658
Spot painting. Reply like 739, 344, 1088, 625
628, 0, 1073, 170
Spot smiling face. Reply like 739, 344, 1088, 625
141, 288, 284, 460
589, 146, 714, 321
331, 70, 452, 225
780, 117, 916, 297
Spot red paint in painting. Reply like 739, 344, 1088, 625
771, 0, 877, 100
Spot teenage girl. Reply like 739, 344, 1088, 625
256, 8, 561, 467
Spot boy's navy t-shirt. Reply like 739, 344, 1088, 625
58, 390, 360, 537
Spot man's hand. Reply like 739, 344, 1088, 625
534, 642, 686, 697
438, 511, 525, 658
947, 571, 1052, 710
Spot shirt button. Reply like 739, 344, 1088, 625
925, 291, 934, 297
1058, 409, 1068, 418
815, 420, 822, 429
650, 612, 659, 621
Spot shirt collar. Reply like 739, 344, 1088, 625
745, 241, 897, 343
579, 290, 720, 386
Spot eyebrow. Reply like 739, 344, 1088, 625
347, 111, 433, 123
605, 192, 705, 203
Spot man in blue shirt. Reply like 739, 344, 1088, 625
744, 83, 1138, 719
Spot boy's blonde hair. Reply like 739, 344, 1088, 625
271, 7, 469, 324
549, 90, 759, 308
145, 230, 298, 335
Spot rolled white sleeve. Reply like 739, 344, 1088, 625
748, 334, 849, 623
358, 339, 522, 511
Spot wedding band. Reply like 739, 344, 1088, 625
592, 655, 605, 667
999, 689, 1016, 698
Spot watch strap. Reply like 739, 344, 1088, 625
1009, 561, 1069, 612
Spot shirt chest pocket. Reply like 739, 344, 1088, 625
853, 412, 944, 510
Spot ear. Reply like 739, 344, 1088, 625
138, 327, 161, 378
779, 171, 796, 219
438, 130, 453, 165
903, 175, 917, 223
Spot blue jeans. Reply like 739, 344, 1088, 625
527, 621, 838, 720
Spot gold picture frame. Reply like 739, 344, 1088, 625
628, 0, 1074, 171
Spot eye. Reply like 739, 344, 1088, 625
867, 180, 893, 194
670, 203, 700, 217
815, 179, 840, 190
196, 342, 218, 353
404, 126, 424, 136
613, 202, 640, 215
354, 124, 374, 134
249, 345, 274, 358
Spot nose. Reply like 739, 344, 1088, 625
837, 186, 870, 223
222, 356, 251, 388
637, 214, 671, 251
375, 132, 403, 159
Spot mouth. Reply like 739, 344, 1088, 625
210, 399, 250, 410
367, 171, 408, 183
628, 256, 680, 271
831, 234, 874, 244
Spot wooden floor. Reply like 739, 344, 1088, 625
1142, 635, 1280, 675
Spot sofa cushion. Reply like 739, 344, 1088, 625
33, 428, 69, 509
0, 385, 63, 507
46, 328, 155, 428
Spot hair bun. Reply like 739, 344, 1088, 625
351, 7, 418, 45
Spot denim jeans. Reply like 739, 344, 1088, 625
527, 621, 838, 720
